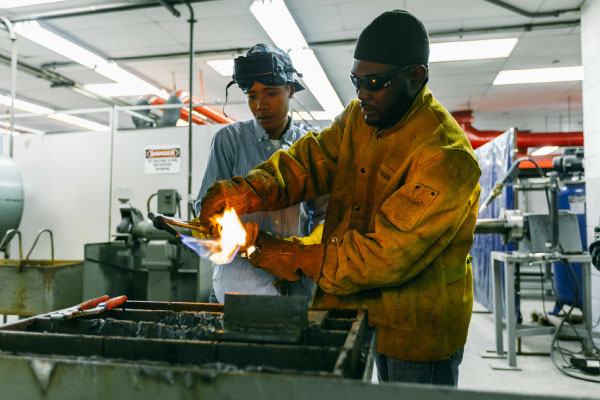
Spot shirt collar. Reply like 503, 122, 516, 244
252, 116, 296, 147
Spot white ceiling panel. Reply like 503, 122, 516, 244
0, 0, 587, 134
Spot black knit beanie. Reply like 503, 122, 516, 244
354, 10, 429, 67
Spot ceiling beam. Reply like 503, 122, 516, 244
10, 0, 216, 23
0, 53, 129, 107
481, 0, 581, 18
38, 19, 582, 70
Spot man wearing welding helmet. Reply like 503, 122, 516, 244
195, 44, 323, 304
199, 11, 481, 386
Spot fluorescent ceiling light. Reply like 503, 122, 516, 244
0, 94, 54, 114
0, 93, 109, 132
48, 113, 109, 132
493, 66, 583, 85
531, 146, 559, 156
430, 38, 518, 62
250, 0, 343, 116
0, 0, 67, 8
207, 59, 235, 77
14, 21, 168, 100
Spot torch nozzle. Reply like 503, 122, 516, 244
148, 212, 214, 236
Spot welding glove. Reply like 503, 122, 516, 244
198, 180, 251, 227
248, 231, 325, 282
189, 214, 258, 254
241, 222, 259, 252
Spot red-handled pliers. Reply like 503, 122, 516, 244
50, 295, 127, 320
49, 295, 109, 320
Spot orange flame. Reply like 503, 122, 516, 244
205, 208, 247, 264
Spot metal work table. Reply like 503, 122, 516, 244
488, 251, 596, 369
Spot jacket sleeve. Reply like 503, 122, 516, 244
318, 148, 481, 295
228, 108, 348, 213
195, 128, 237, 215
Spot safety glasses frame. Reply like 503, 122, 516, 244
349, 65, 419, 92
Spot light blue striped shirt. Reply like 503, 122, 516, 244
196, 118, 316, 303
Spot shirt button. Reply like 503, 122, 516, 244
331, 237, 338, 243
355, 206, 360, 211
360, 168, 365, 173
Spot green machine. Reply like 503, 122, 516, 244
83, 189, 211, 302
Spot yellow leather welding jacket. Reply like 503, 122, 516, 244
236, 86, 481, 362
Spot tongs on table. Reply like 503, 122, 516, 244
50, 295, 127, 321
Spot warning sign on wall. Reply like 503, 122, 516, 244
145, 145, 181, 174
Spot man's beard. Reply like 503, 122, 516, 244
370, 92, 414, 129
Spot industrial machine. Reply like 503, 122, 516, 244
476, 164, 582, 254
83, 189, 211, 302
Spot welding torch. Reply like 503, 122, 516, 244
148, 212, 215, 239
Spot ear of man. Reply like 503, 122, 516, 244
409, 65, 428, 90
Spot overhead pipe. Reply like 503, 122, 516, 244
44, 19, 580, 69
11, 0, 215, 23
452, 110, 583, 169
137, 92, 235, 126
482, 0, 580, 18
452, 110, 583, 149
0, 17, 17, 158
175, 91, 235, 125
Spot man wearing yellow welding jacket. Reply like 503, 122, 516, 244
199, 10, 480, 387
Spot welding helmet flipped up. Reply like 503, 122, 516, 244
229, 44, 304, 92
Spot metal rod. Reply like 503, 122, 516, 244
0, 17, 17, 158
474, 218, 509, 234
108, 106, 117, 240
159, 0, 181, 17
24, 229, 54, 264
0, 102, 245, 121
482, 0, 580, 18
548, 172, 560, 252
0, 53, 130, 109
185, 1, 196, 221
0, 229, 23, 262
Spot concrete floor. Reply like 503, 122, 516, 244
457, 300, 600, 398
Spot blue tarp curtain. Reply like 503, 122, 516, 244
472, 128, 515, 312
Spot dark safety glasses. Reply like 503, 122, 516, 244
349, 65, 418, 92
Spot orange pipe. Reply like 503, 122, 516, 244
175, 90, 236, 125
452, 110, 583, 149
452, 110, 583, 169
144, 94, 207, 125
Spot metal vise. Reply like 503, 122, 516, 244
83, 190, 211, 303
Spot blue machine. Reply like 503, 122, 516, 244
552, 180, 586, 312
